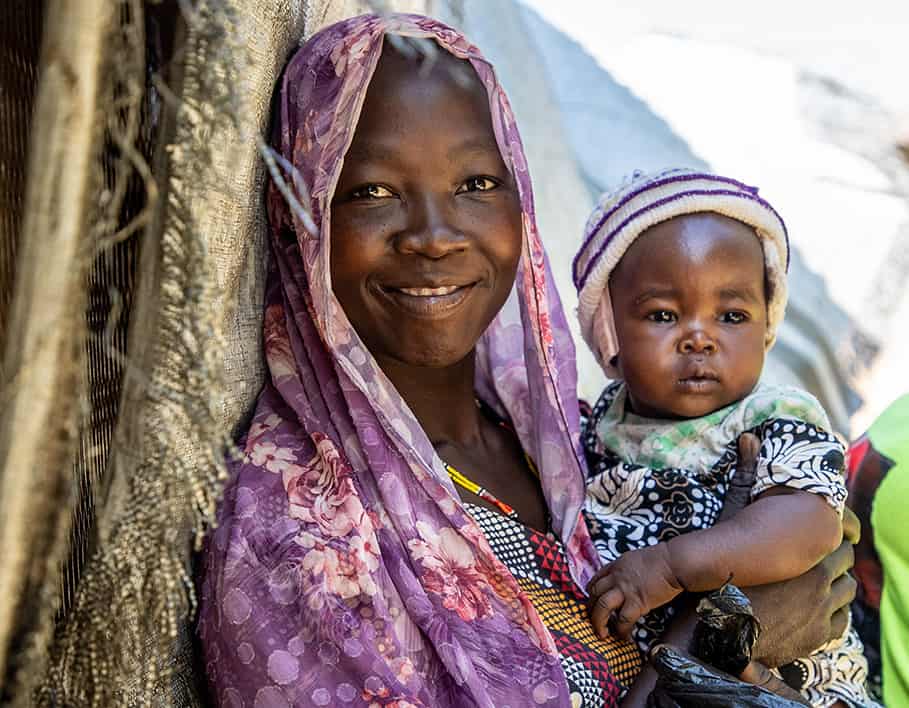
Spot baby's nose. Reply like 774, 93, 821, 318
679, 330, 717, 354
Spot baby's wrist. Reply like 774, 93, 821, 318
663, 536, 696, 591
665, 532, 734, 592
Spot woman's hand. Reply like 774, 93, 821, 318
719, 432, 859, 667
621, 432, 860, 704
744, 507, 859, 667
719, 432, 760, 520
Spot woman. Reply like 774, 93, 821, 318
197, 14, 858, 707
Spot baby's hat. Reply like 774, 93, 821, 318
573, 168, 790, 379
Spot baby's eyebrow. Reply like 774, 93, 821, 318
717, 286, 761, 303
632, 288, 678, 306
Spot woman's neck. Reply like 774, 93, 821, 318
374, 352, 484, 448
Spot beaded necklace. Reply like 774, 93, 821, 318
442, 399, 540, 522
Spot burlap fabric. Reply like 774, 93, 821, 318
1, 0, 117, 702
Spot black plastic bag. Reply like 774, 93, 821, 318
691, 582, 761, 676
645, 645, 805, 707
646, 584, 806, 706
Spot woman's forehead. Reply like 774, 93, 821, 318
345, 41, 499, 159
366, 40, 488, 112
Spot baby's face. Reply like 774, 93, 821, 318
608, 213, 768, 419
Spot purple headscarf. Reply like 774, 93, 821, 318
198, 14, 598, 708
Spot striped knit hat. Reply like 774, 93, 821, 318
573, 168, 790, 379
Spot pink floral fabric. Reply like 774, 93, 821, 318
197, 13, 600, 708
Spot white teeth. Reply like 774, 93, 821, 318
398, 286, 460, 297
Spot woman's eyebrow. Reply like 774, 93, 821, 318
343, 142, 402, 166
448, 136, 501, 160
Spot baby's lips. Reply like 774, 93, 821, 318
679, 367, 719, 381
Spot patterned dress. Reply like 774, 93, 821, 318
465, 503, 641, 708
582, 381, 877, 707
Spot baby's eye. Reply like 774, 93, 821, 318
646, 310, 677, 323
721, 311, 749, 324
456, 176, 500, 194
350, 184, 395, 200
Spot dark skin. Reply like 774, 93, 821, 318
330, 46, 548, 531
328, 43, 858, 705
621, 434, 858, 708
588, 214, 841, 639
609, 213, 768, 420
602, 218, 852, 706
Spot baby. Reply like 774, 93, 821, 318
574, 169, 875, 707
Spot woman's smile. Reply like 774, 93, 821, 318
330, 45, 522, 369
378, 282, 477, 318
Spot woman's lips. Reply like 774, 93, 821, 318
397, 285, 460, 297
379, 283, 475, 318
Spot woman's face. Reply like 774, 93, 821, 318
330, 46, 522, 371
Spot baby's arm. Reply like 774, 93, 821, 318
670, 486, 842, 589
589, 488, 842, 640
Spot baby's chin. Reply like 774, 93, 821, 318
632, 389, 746, 420
665, 399, 733, 420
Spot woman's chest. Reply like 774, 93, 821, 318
467, 504, 641, 706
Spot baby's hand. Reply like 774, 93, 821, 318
587, 542, 684, 640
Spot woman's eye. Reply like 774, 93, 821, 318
646, 310, 677, 323
457, 176, 499, 194
722, 311, 749, 324
350, 184, 394, 200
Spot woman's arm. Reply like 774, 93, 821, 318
619, 600, 812, 707
620, 436, 859, 706
746, 506, 859, 667
618, 595, 696, 706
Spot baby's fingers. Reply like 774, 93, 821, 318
590, 587, 624, 640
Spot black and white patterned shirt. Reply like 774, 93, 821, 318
582, 381, 876, 707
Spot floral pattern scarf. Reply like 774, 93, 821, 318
196, 13, 600, 708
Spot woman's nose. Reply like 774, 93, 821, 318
678, 328, 717, 355
395, 195, 467, 259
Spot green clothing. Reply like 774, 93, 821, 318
869, 394, 909, 708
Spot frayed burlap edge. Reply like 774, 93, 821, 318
34, 3, 245, 706
0, 0, 115, 702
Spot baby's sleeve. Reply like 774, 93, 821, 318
781, 622, 881, 707
750, 416, 848, 515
